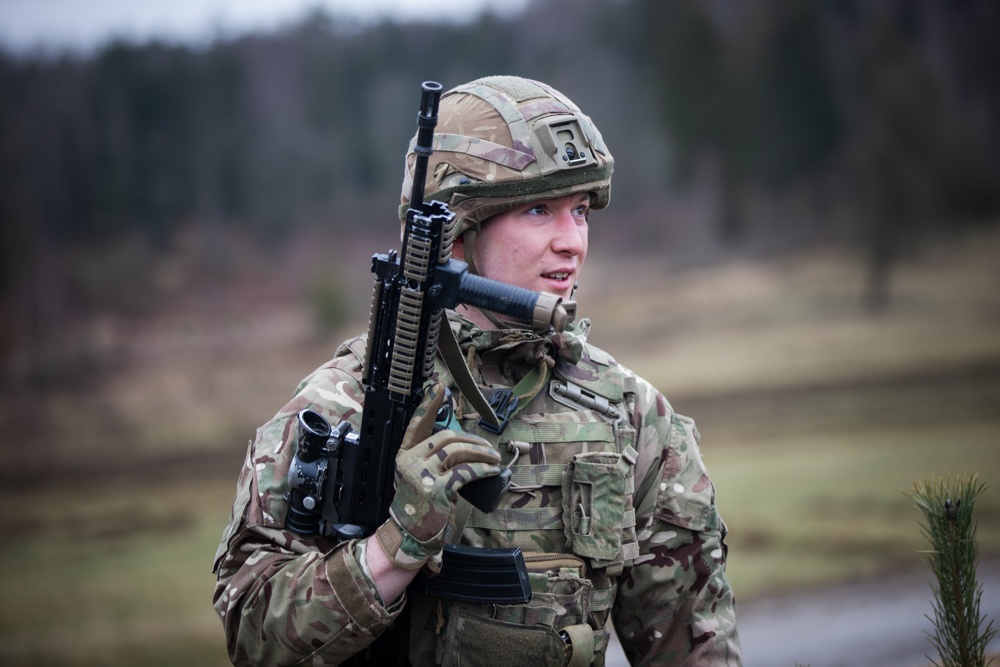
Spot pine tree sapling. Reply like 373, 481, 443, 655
907, 474, 996, 667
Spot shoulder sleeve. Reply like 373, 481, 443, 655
612, 374, 742, 666
212, 344, 402, 665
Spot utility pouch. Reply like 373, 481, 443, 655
441, 613, 568, 667
562, 448, 637, 565
439, 553, 596, 667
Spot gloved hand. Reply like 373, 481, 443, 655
375, 383, 502, 570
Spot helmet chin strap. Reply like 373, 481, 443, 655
462, 228, 479, 276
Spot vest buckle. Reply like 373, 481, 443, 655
479, 388, 519, 435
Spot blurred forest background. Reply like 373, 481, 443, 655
1, 0, 999, 665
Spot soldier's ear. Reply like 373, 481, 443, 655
452, 235, 467, 262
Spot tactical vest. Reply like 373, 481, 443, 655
406, 338, 639, 667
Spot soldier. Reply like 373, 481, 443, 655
213, 75, 742, 666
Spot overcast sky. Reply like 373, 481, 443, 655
0, 0, 530, 53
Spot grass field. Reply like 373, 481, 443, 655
1, 226, 998, 665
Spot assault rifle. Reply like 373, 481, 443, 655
285, 81, 568, 665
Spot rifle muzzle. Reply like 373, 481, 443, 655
532, 292, 572, 333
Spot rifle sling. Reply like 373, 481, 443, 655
439, 322, 501, 429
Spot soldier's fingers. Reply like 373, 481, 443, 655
401, 383, 448, 449
438, 444, 502, 470
420, 431, 494, 458
445, 462, 503, 488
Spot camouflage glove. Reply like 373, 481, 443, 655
375, 383, 502, 570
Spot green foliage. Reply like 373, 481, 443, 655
907, 474, 996, 667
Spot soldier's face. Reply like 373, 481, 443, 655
469, 193, 590, 302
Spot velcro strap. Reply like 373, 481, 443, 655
327, 546, 384, 629
375, 520, 428, 571
469, 506, 563, 531
562, 623, 595, 667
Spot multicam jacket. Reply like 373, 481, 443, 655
213, 314, 741, 666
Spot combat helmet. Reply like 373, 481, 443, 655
398, 76, 614, 269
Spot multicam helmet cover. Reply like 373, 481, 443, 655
399, 76, 614, 238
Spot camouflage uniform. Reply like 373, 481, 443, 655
213, 314, 740, 665
213, 75, 740, 666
